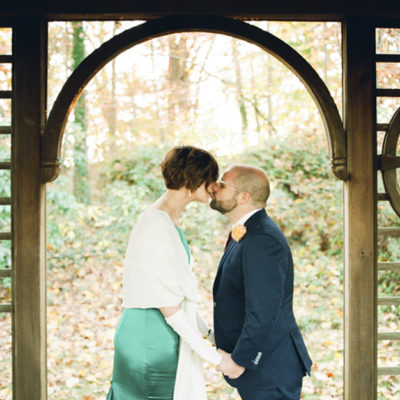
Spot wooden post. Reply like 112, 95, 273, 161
343, 17, 377, 400
12, 16, 48, 400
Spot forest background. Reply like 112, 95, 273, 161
0, 21, 399, 399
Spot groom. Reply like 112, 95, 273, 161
210, 164, 312, 400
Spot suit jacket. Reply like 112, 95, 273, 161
213, 209, 312, 389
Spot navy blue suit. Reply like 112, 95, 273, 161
213, 209, 312, 397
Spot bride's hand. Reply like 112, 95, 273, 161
216, 349, 245, 379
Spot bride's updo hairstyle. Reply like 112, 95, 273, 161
161, 145, 219, 191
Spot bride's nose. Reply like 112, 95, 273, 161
208, 181, 220, 194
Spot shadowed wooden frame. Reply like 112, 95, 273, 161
381, 107, 400, 216
41, 14, 347, 183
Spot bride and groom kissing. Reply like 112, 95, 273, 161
107, 145, 312, 400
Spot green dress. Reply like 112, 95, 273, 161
107, 226, 190, 400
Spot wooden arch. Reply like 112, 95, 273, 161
381, 107, 400, 217
41, 15, 347, 183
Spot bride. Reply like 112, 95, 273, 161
107, 145, 222, 400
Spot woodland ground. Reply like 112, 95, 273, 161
0, 142, 399, 399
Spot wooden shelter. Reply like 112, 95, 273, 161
1, 1, 400, 399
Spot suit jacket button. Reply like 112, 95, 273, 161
213, 301, 217, 307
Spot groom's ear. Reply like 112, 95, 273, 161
238, 191, 251, 205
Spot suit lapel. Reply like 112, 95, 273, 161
219, 237, 235, 265
214, 209, 268, 293
213, 237, 237, 292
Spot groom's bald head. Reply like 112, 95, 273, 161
227, 164, 270, 207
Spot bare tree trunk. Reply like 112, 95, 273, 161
265, 22, 274, 138
99, 22, 119, 153
167, 34, 190, 134
150, 41, 167, 144
232, 39, 248, 135
322, 23, 329, 84
109, 23, 117, 138
191, 36, 215, 124
266, 60, 274, 138
250, 58, 261, 134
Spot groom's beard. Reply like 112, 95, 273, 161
209, 195, 238, 214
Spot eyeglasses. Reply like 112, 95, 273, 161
217, 179, 247, 192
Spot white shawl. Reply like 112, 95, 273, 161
122, 208, 207, 400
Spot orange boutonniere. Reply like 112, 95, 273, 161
232, 224, 247, 242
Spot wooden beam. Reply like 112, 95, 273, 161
378, 332, 400, 340
377, 193, 389, 201
0, 232, 11, 240
0, 55, 12, 62
0, 90, 12, 99
380, 106, 400, 217
0, 303, 12, 312
0, 268, 11, 277
377, 296, 400, 305
376, 123, 389, 132
378, 262, 400, 271
378, 227, 400, 237
378, 367, 400, 375
12, 15, 48, 400
343, 17, 377, 400
377, 154, 400, 171
0, 197, 11, 205
2, 0, 400, 20
376, 88, 400, 97
0, 126, 12, 134
0, 162, 11, 169
376, 54, 400, 63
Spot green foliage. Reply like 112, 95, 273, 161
0, 170, 10, 197
48, 136, 345, 282
71, 22, 91, 204
101, 144, 166, 198
71, 122, 91, 204
47, 145, 167, 272
222, 137, 343, 258
71, 22, 85, 70
47, 175, 84, 268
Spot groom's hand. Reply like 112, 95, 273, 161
216, 349, 245, 379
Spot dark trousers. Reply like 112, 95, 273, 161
237, 378, 303, 400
